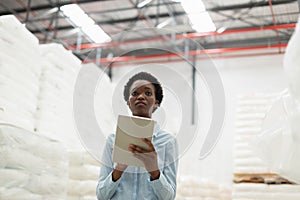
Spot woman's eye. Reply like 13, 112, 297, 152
132, 91, 138, 96
145, 91, 152, 96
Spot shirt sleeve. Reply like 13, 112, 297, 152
150, 136, 179, 200
96, 134, 120, 200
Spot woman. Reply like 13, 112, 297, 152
97, 72, 178, 200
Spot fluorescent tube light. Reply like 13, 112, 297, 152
188, 12, 216, 32
61, 4, 111, 43
181, 0, 205, 13
137, 0, 153, 8
156, 18, 173, 29
179, 0, 216, 33
217, 27, 226, 33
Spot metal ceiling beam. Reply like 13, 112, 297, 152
209, 0, 297, 11
27, 11, 185, 25
0, 0, 109, 15
82, 43, 287, 64
26, 10, 299, 28
70, 23, 296, 50
0, 0, 296, 16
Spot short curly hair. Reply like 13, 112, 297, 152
123, 72, 163, 106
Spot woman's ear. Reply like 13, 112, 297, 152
154, 100, 159, 109
127, 100, 131, 109
152, 101, 159, 113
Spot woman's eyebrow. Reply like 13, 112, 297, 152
131, 86, 153, 91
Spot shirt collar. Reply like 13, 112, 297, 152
153, 121, 160, 138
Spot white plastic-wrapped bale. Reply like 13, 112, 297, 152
0, 15, 41, 132
67, 151, 100, 199
35, 43, 82, 150
0, 124, 68, 199
234, 93, 278, 174
233, 93, 300, 199
233, 183, 300, 200
175, 176, 232, 200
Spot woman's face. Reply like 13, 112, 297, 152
127, 80, 159, 118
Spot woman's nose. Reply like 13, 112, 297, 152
137, 93, 145, 99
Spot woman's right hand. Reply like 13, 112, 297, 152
115, 163, 128, 171
112, 163, 127, 182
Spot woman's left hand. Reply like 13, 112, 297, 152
128, 138, 160, 180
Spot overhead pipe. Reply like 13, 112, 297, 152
268, 0, 282, 52
82, 43, 287, 64
85, 51, 284, 68
72, 23, 296, 50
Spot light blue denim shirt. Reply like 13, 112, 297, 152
96, 124, 178, 200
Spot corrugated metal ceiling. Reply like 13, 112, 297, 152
0, 0, 299, 64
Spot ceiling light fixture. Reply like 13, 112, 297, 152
61, 4, 111, 43
156, 18, 173, 29
180, 0, 216, 33
137, 0, 153, 8
217, 27, 227, 34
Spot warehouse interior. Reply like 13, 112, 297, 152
0, 0, 300, 199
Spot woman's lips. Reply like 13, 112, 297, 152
135, 102, 146, 107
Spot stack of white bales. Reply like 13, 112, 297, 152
176, 176, 231, 200
0, 124, 68, 200
0, 15, 41, 132
67, 151, 100, 200
65, 63, 115, 199
35, 43, 82, 150
234, 183, 300, 200
233, 93, 300, 200
234, 93, 277, 174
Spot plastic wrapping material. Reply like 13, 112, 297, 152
0, 96, 37, 118
176, 176, 231, 200
236, 127, 261, 134
233, 166, 270, 174
237, 99, 274, 106
0, 124, 67, 161
0, 147, 67, 177
234, 93, 287, 175
0, 43, 41, 76
0, 168, 29, 187
0, 41, 42, 78
67, 180, 98, 196
233, 183, 300, 200
69, 165, 99, 180
0, 187, 42, 200
0, 115, 35, 132
40, 43, 82, 69
0, 86, 38, 111
234, 158, 266, 168
236, 113, 266, 120
67, 196, 97, 200
0, 168, 67, 195
283, 16, 300, 104
0, 187, 66, 200
0, 124, 68, 198
253, 93, 300, 184
234, 135, 257, 144
0, 15, 40, 57
0, 67, 40, 95
35, 42, 82, 151
69, 151, 101, 166
235, 120, 262, 128
234, 149, 255, 159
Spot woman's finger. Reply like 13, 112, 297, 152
142, 138, 155, 151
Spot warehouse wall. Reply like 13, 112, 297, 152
109, 53, 288, 185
